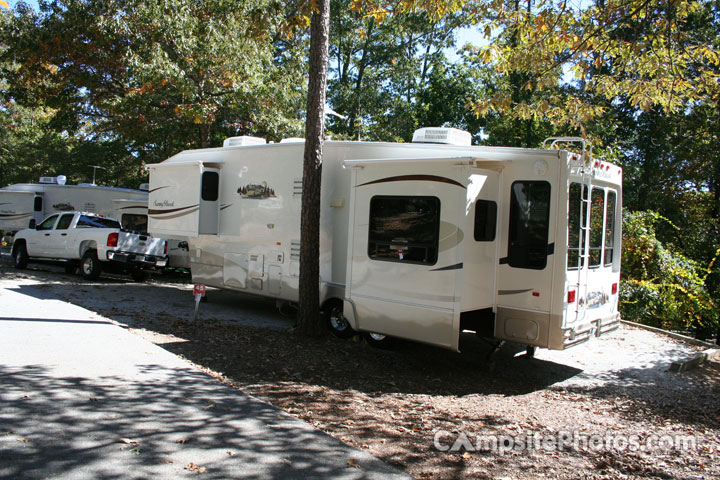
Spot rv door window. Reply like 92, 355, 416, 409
589, 188, 605, 268
474, 200, 497, 242
34, 196, 43, 212
508, 181, 551, 270
368, 196, 440, 265
36, 214, 59, 231
121, 214, 148, 233
56, 214, 74, 230
567, 183, 586, 270
604, 190, 617, 267
201, 171, 219, 201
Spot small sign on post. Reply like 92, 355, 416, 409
193, 284, 206, 321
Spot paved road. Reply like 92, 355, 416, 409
0, 281, 408, 479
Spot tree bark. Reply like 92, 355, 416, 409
297, 0, 330, 337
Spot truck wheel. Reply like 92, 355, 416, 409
13, 243, 28, 269
323, 300, 355, 339
130, 270, 150, 282
80, 249, 102, 280
364, 332, 396, 349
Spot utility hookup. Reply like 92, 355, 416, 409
193, 284, 206, 321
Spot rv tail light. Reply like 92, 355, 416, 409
107, 232, 119, 247
611, 283, 618, 295
567, 290, 576, 303
164, 241, 168, 255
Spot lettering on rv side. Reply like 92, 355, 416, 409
153, 200, 175, 208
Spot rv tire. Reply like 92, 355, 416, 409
364, 332, 395, 349
13, 243, 28, 269
80, 249, 102, 280
324, 300, 355, 339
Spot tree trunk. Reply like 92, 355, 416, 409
297, 0, 330, 337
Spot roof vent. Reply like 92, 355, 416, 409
223, 136, 267, 147
139, 183, 149, 191
412, 127, 471, 146
39, 176, 58, 184
280, 137, 305, 143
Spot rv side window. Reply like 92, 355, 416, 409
604, 190, 617, 267
508, 181, 551, 270
589, 188, 605, 268
368, 196, 440, 265
121, 214, 148, 233
34, 196, 43, 212
56, 214, 74, 230
36, 215, 59, 231
201, 171, 219, 201
567, 183, 585, 270
474, 200, 497, 242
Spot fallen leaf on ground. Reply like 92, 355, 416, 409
185, 462, 206, 474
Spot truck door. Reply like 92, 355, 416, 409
46, 213, 75, 258
28, 214, 59, 256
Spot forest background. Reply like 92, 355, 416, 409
1, 0, 718, 339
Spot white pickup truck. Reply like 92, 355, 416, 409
11, 211, 167, 281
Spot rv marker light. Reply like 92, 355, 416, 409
611, 283, 618, 295
532, 292, 540, 297
567, 290, 576, 303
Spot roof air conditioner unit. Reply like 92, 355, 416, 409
39, 176, 58, 184
412, 127, 472, 146
223, 136, 267, 147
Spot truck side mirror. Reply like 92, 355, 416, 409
29, 219, 36, 229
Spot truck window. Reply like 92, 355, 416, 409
77, 215, 121, 229
368, 196, 440, 265
36, 215, 59, 231
604, 190, 617, 266
121, 214, 148, 233
56, 214, 74, 230
474, 200, 497, 242
508, 181, 551, 270
589, 188, 605, 268
201, 171, 219, 201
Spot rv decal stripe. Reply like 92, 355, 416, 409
430, 262, 463, 271
149, 186, 171, 194
148, 207, 199, 220
498, 289, 533, 295
220, 204, 233, 211
148, 204, 199, 215
118, 206, 148, 211
357, 175, 464, 188
0, 212, 33, 218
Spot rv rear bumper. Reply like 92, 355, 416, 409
107, 251, 168, 269
560, 313, 621, 349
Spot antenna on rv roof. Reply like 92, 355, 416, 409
89, 165, 107, 185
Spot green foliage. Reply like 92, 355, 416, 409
620, 210, 718, 335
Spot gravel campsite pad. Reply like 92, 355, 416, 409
2, 258, 719, 479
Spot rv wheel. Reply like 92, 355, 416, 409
364, 332, 395, 349
324, 300, 355, 339
80, 249, 102, 280
13, 243, 28, 269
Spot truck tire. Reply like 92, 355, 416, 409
130, 270, 150, 282
80, 249, 102, 280
13, 243, 28, 269
323, 299, 355, 339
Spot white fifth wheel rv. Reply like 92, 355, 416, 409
147, 129, 622, 352
0, 178, 190, 268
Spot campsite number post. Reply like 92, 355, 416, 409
193, 284, 206, 321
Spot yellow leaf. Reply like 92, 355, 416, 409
0, 1, 8, 10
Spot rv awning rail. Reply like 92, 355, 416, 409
344, 156, 478, 167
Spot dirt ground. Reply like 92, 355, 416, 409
2, 257, 719, 479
